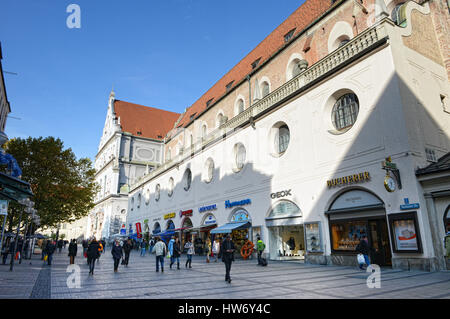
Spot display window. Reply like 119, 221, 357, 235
330, 220, 367, 251
388, 212, 422, 253
232, 228, 250, 253
305, 222, 323, 252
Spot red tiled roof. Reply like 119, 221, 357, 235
114, 100, 181, 140
176, 0, 333, 128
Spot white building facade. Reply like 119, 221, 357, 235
125, 0, 450, 271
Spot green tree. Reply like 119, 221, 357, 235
3, 137, 98, 231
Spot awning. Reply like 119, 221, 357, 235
174, 227, 193, 231
210, 221, 250, 234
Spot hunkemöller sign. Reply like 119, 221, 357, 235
225, 199, 251, 208
327, 172, 370, 188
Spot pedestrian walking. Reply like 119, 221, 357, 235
356, 235, 371, 270
256, 236, 266, 265
44, 240, 56, 266
221, 234, 235, 283
87, 237, 100, 275
40, 239, 47, 260
57, 239, 64, 253
97, 240, 103, 262
205, 238, 212, 263
154, 237, 166, 272
1, 238, 9, 264
122, 239, 132, 267
140, 239, 147, 256
168, 236, 175, 264
148, 237, 155, 254
170, 237, 181, 270
68, 239, 77, 264
111, 240, 123, 272
82, 240, 88, 261
212, 237, 220, 262
184, 238, 194, 268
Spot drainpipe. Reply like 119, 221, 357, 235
247, 75, 252, 107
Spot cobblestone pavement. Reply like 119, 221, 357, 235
1, 247, 450, 299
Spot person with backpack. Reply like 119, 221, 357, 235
256, 236, 266, 266
184, 238, 194, 269
148, 237, 155, 254
87, 237, 100, 275
154, 237, 166, 272
122, 239, 132, 267
44, 240, 56, 266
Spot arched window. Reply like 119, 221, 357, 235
155, 184, 160, 201
276, 125, 290, 154
168, 178, 174, 197
201, 124, 207, 140
234, 143, 246, 172
204, 158, 214, 183
331, 93, 359, 131
216, 113, 224, 128
261, 82, 270, 97
183, 168, 192, 191
237, 99, 244, 114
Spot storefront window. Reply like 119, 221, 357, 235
331, 220, 367, 251
305, 223, 322, 252
388, 212, 422, 253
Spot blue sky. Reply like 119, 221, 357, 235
0, 0, 304, 161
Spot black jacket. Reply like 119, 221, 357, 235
87, 241, 100, 259
221, 239, 235, 262
45, 242, 56, 255
356, 240, 370, 255
173, 242, 181, 258
68, 242, 77, 257
57, 240, 64, 248
122, 242, 132, 254
111, 245, 123, 260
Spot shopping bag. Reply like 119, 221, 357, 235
44, 255, 48, 261
84, 252, 87, 258
15, 252, 20, 260
166, 252, 171, 259
357, 253, 365, 264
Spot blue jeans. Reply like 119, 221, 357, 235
47, 253, 53, 265
140, 248, 146, 256
149, 245, 154, 254
156, 255, 164, 271
170, 256, 179, 265
359, 254, 370, 269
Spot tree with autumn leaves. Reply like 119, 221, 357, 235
3, 136, 98, 233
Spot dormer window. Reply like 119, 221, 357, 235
226, 81, 234, 91
284, 29, 296, 43
251, 58, 261, 69
190, 113, 197, 121
206, 99, 214, 108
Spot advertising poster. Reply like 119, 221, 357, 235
305, 223, 322, 252
393, 219, 418, 250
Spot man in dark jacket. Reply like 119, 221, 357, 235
57, 239, 64, 253
356, 235, 371, 270
87, 237, 100, 275
111, 240, 123, 272
122, 239, 132, 267
45, 241, 56, 266
221, 234, 235, 283
68, 239, 77, 264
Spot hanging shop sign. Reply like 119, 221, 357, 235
270, 190, 292, 199
152, 217, 161, 222
225, 198, 251, 209
203, 214, 217, 225
164, 212, 176, 220
0, 200, 8, 216
327, 172, 370, 188
230, 209, 250, 223
400, 198, 420, 210
135, 222, 142, 238
128, 224, 133, 234
199, 204, 217, 213
179, 209, 193, 218
120, 228, 126, 235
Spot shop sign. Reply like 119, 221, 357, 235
327, 172, 370, 188
120, 229, 126, 235
270, 190, 291, 199
225, 199, 251, 209
128, 224, 133, 234
231, 209, 250, 222
152, 217, 161, 222
179, 209, 193, 218
203, 214, 216, 225
198, 204, 217, 213
164, 212, 176, 220
400, 198, 420, 210
0, 200, 8, 216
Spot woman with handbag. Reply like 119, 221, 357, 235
68, 239, 77, 264
355, 235, 370, 270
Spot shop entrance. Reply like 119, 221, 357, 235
368, 219, 392, 266
327, 189, 392, 267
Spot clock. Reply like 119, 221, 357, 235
384, 176, 396, 192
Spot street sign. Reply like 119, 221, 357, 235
400, 198, 420, 210
0, 200, 8, 216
